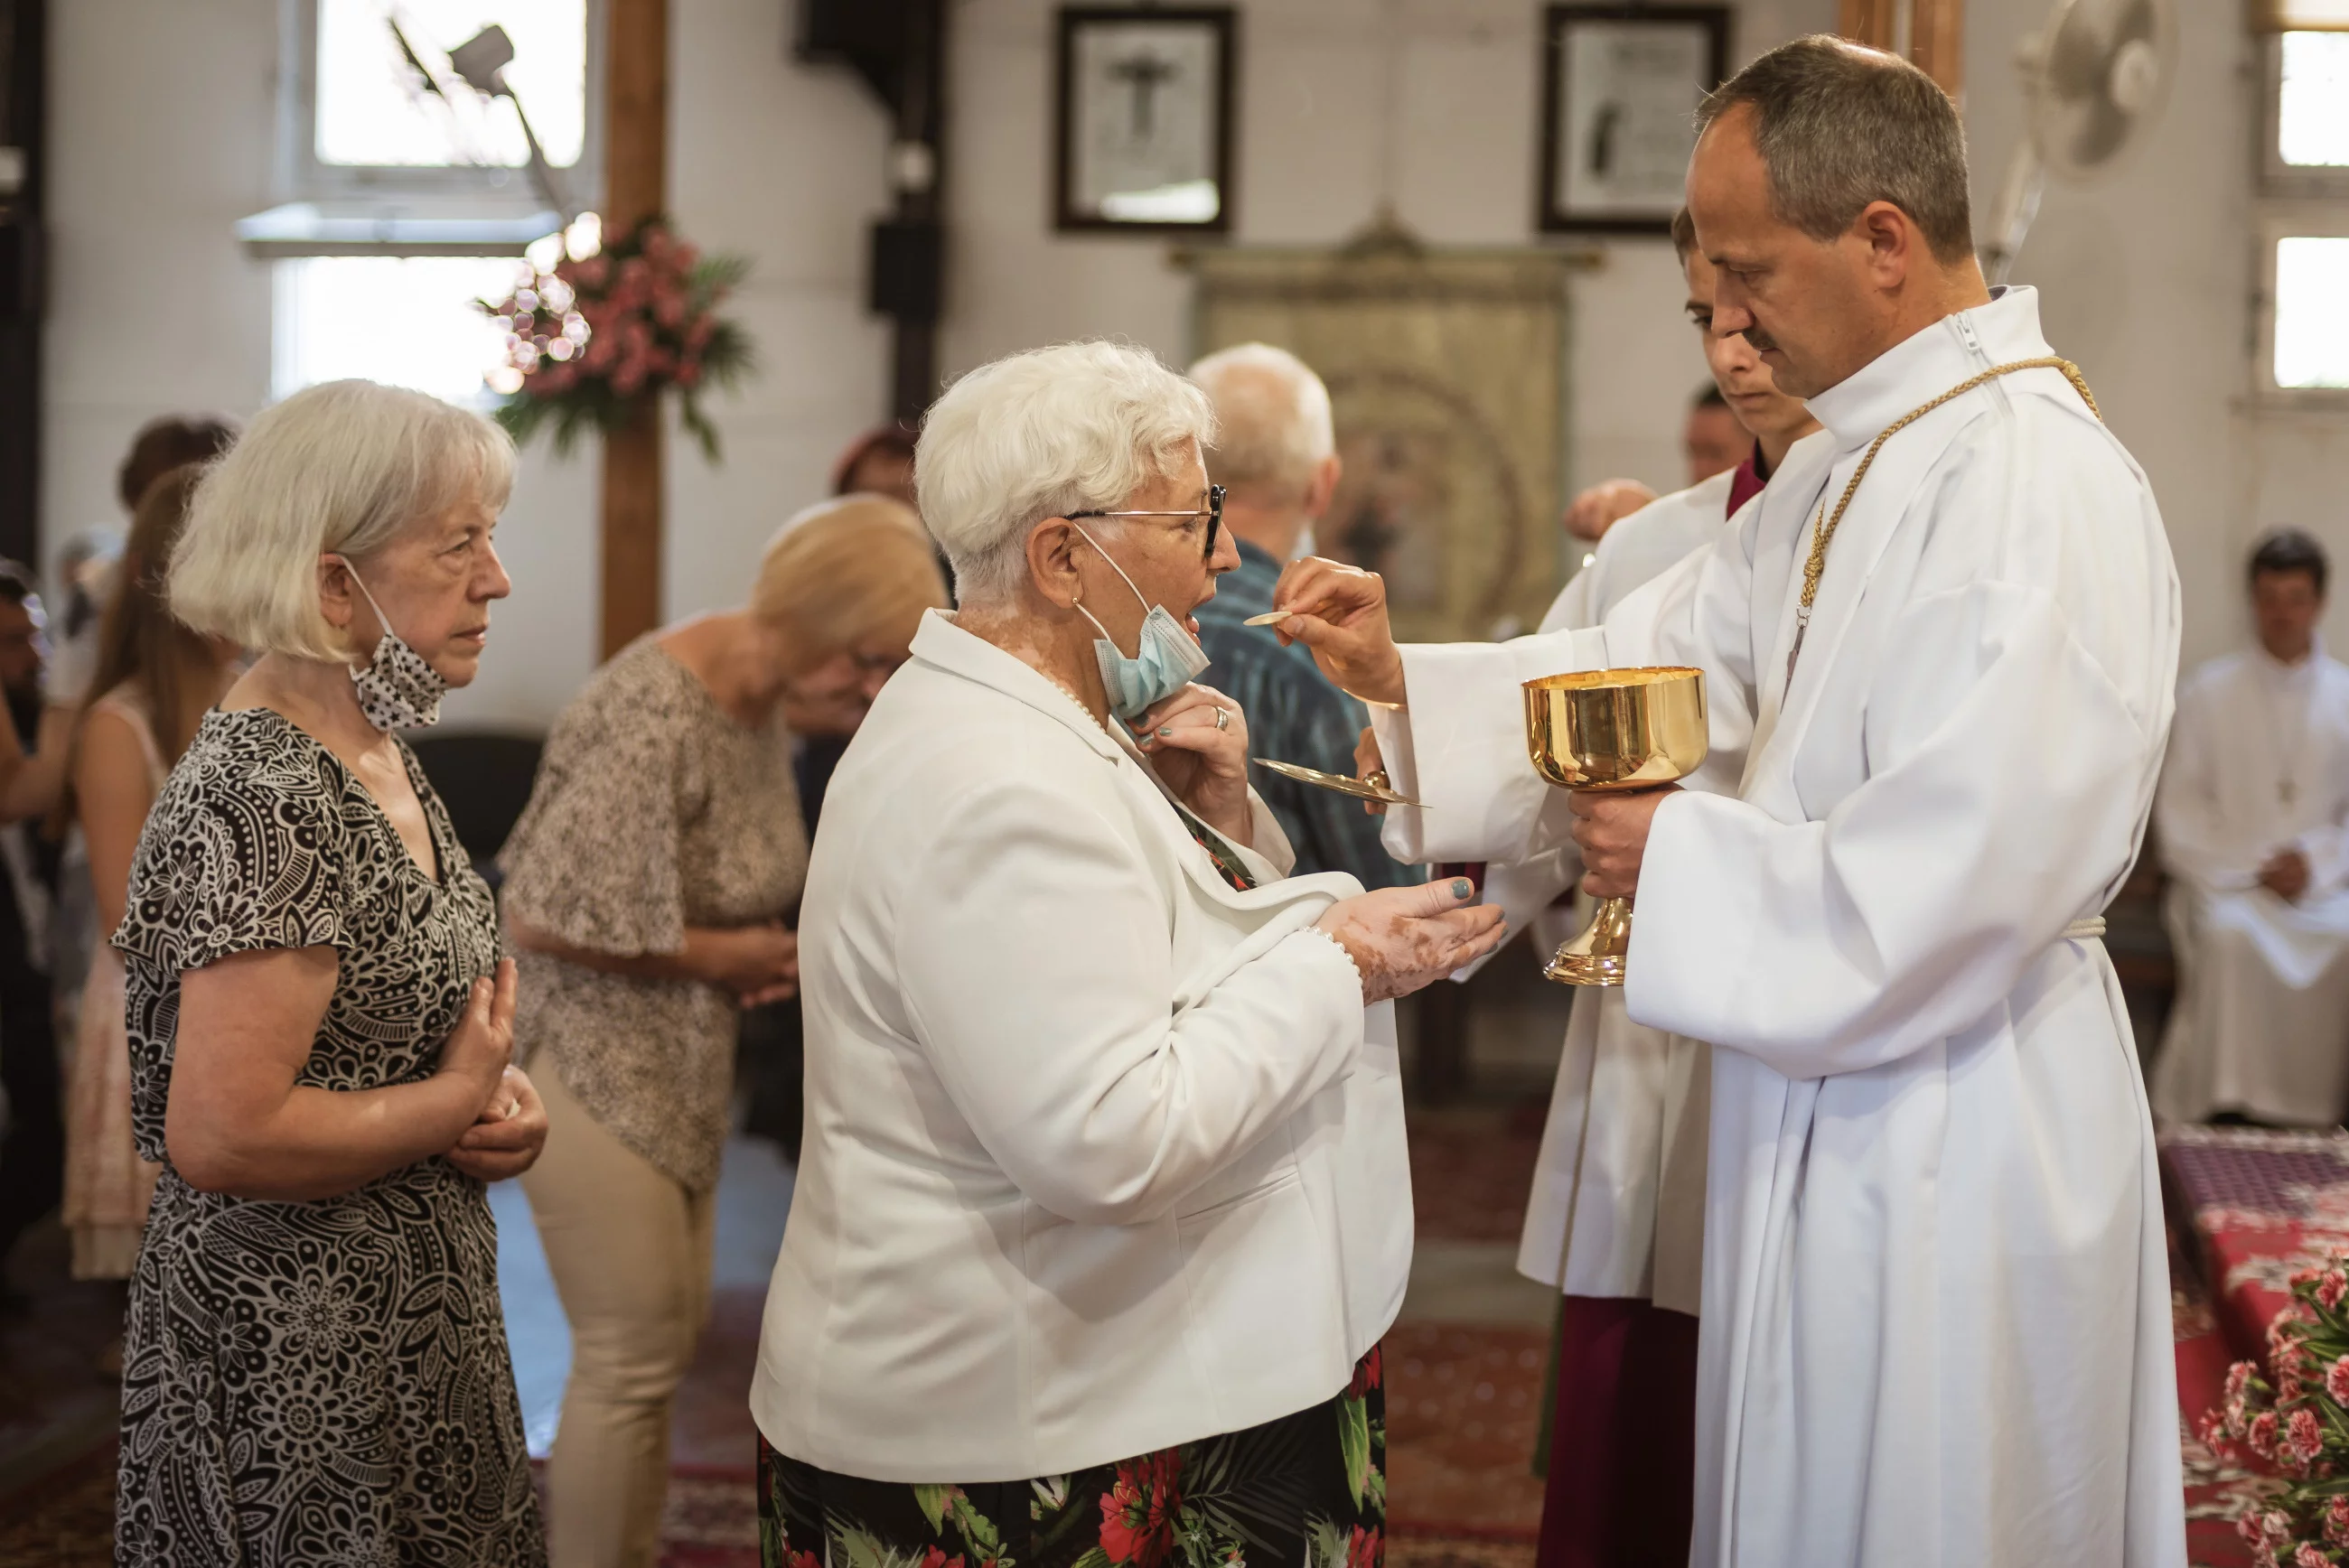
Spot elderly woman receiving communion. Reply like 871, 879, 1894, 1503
747, 341, 1507, 1566
114, 379, 545, 1566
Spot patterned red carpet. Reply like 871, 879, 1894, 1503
22, 1101, 2275, 1565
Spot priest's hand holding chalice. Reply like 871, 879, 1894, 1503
1522, 667, 1707, 985
1264, 557, 1704, 986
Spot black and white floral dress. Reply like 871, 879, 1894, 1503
111, 707, 545, 1567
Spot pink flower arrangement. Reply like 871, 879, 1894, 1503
2204, 1246, 2349, 1557
479, 214, 752, 461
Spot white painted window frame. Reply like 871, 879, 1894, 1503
267, 0, 605, 217
2257, 33, 2349, 402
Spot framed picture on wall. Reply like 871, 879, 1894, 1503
1054, 6, 1237, 234
1539, 5, 1731, 235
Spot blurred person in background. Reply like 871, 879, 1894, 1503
51, 418, 236, 715
2154, 527, 2349, 1125
1559, 383, 1759, 548
828, 423, 920, 515
500, 495, 945, 1568
739, 431, 941, 1159
804, 423, 929, 817
20, 418, 237, 1096
0, 563, 55, 1299
22, 417, 238, 808
46, 529, 122, 718
58, 466, 242, 1307
1189, 342, 1416, 890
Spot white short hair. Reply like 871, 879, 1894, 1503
917, 341, 1215, 604
1188, 342, 1335, 503
170, 380, 515, 662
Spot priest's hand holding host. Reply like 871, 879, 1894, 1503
1276, 560, 1672, 904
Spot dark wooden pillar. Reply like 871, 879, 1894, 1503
884, 0, 944, 422
599, 0, 667, 658
0, 0, 45, 573
796, 0, 949, 424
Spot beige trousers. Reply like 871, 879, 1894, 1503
522, 1065, 717, 1568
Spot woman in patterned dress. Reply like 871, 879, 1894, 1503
112, 379, 548, 1566
497, 493, 947, 1568
749, 341, 1511, 1568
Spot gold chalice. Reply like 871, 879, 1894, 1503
1523, 666, 1708, 986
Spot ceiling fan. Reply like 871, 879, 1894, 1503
1979, 0, 2176, 286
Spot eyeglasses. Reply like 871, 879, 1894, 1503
1068, 485, 1225, 562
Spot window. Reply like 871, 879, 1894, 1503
259, 4, 603, 402
314, 0, 586, 172
272, 255, 527, 403
2260, 31, 2349, 395
2275, 237, 2349, 388
285, 0, 602, 205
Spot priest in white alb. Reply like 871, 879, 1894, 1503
1462, 201, 1822, 1568
2154, 527, 2349, 1126
1272, 36, 2185, 1566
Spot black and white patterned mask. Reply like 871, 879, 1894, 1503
341, 565, 447, 732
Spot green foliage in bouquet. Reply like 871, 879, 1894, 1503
2203, 1257, 2349, 1564
479, 213, 753, 462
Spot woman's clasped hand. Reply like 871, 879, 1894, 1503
700, 921, 800, 1007
434, 958, 548, 1182
1314, 876, 1509, 1003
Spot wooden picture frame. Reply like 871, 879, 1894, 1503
1539, 4, 1730, 236
1054, 6, 1237, 235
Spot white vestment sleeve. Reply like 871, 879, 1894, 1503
1371, 526, 1762, 867
895, 774, 1366, 1227
1627, 581, 2154, 1080
1541, 565, 1596, 635
2154, 681, 2259, 892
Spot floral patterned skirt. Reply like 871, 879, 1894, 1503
760, 1347, 1384, 1568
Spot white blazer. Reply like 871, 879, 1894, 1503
749, 610, 1411, 1483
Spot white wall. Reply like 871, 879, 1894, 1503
948, 0, 1835, 519
59, 0, 1990, 737
1965, 0, 2272, 677
44, 0, 899, 729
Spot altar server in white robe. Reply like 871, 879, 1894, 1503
1466, 201, 1823, 1568
1273, 37, 2185, 1567
2154, 527, 2349, 1126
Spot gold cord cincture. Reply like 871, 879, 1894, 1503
1785, 356, 2101, 684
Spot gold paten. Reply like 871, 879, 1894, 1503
1252, 756, 1425, 808
1523, 667, 1708, 986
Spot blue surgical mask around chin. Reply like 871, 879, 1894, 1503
1071, 524, 1211, 722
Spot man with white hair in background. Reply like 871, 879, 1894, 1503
1560, 381, 1761, 547
1189, 342, 1416, 888
1275, 36, 2185, 1565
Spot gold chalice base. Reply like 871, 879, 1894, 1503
1522, 666, 1708, 987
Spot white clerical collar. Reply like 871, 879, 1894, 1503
1804, 285, 2054, 455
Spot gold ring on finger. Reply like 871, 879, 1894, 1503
1213, 706, 1230, 732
